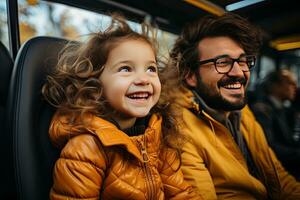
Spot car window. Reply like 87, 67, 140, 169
17, 0, 177, 58
0, 0, 9, 49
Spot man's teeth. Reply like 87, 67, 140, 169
223, 83, 242, 89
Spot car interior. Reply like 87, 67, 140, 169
1, 0, 300, 199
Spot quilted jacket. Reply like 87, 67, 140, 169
49, 112, 201, 200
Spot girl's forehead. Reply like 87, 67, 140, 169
116, 38, 152, 47
104, 39, 156, 66
110, 39, 155, 55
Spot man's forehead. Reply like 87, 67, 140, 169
197, 36, 245, 59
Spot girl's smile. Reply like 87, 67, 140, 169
100, 39, 161, 128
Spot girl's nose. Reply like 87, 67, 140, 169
134, 73, 150, 85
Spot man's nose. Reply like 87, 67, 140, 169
227, 61, 245, 77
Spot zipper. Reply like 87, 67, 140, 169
138, 135, 156, 200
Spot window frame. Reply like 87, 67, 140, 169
6, 0, 20, 59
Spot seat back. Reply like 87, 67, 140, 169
0, 42, 16, 199
7, 36, 70, 200
0, 42, 13, 112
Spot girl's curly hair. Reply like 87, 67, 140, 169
42, 14, 184, 150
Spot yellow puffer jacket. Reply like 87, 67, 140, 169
174, 87, 300, 200
49, 112, 201, 200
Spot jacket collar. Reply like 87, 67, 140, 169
192, 89, 242, 127
49, 112, 162, 162
174, 86, 242, 126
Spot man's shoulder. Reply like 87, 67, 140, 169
240, 106, 272, 152
181, 107, 210, 126
240, 105, 263, 133
180, 107, 215, 141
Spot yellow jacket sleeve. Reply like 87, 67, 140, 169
268, 148, 300, 200
180, 138, 217, 200
50, 134, 107, 200
245, 106, 300, 200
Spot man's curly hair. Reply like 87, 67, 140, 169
169, 13, 263, 84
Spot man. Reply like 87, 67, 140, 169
252, 69, 300, 179
165, 13, 300, 200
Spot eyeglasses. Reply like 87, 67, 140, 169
197, 55, 256, 74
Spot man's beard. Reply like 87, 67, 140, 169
195, 74, 248, 111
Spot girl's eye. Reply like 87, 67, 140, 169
147, 66, 157, 73
118, 66, 131, 72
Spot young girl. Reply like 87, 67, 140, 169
42, 15, 201, 199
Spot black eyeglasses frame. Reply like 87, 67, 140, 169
197, 54, 256, 74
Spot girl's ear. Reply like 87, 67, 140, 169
185, 71, 197, 87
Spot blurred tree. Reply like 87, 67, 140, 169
59, 12, 79, 39
19, 22, 36, 44
18, 0, 37, 43
26, 0, 39, 6
0, 1, 10, 48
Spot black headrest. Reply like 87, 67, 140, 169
0, 42, 13, 105
7, 36, 70, 200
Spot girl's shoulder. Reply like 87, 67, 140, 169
61, 133, 108, 165
49, 111, 88, 148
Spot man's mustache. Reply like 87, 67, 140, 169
217, 77, 247, 87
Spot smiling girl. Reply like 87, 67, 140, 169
42, 15, 200, 200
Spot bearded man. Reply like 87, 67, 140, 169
165, 13, 300, 200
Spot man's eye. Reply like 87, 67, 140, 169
217, 60, 231, 65
118, 66, 131, 72
238, 61, 248, 65
219, 61, 231, 64
147, 66, 157, 73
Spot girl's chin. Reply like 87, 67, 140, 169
115, 109, 150, 119
127, 111, 150, 118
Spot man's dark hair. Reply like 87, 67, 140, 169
170, 13, 263, 81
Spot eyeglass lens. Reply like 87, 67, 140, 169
215, 56, 255, 73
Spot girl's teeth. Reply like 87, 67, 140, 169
128, 92, 149, 98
